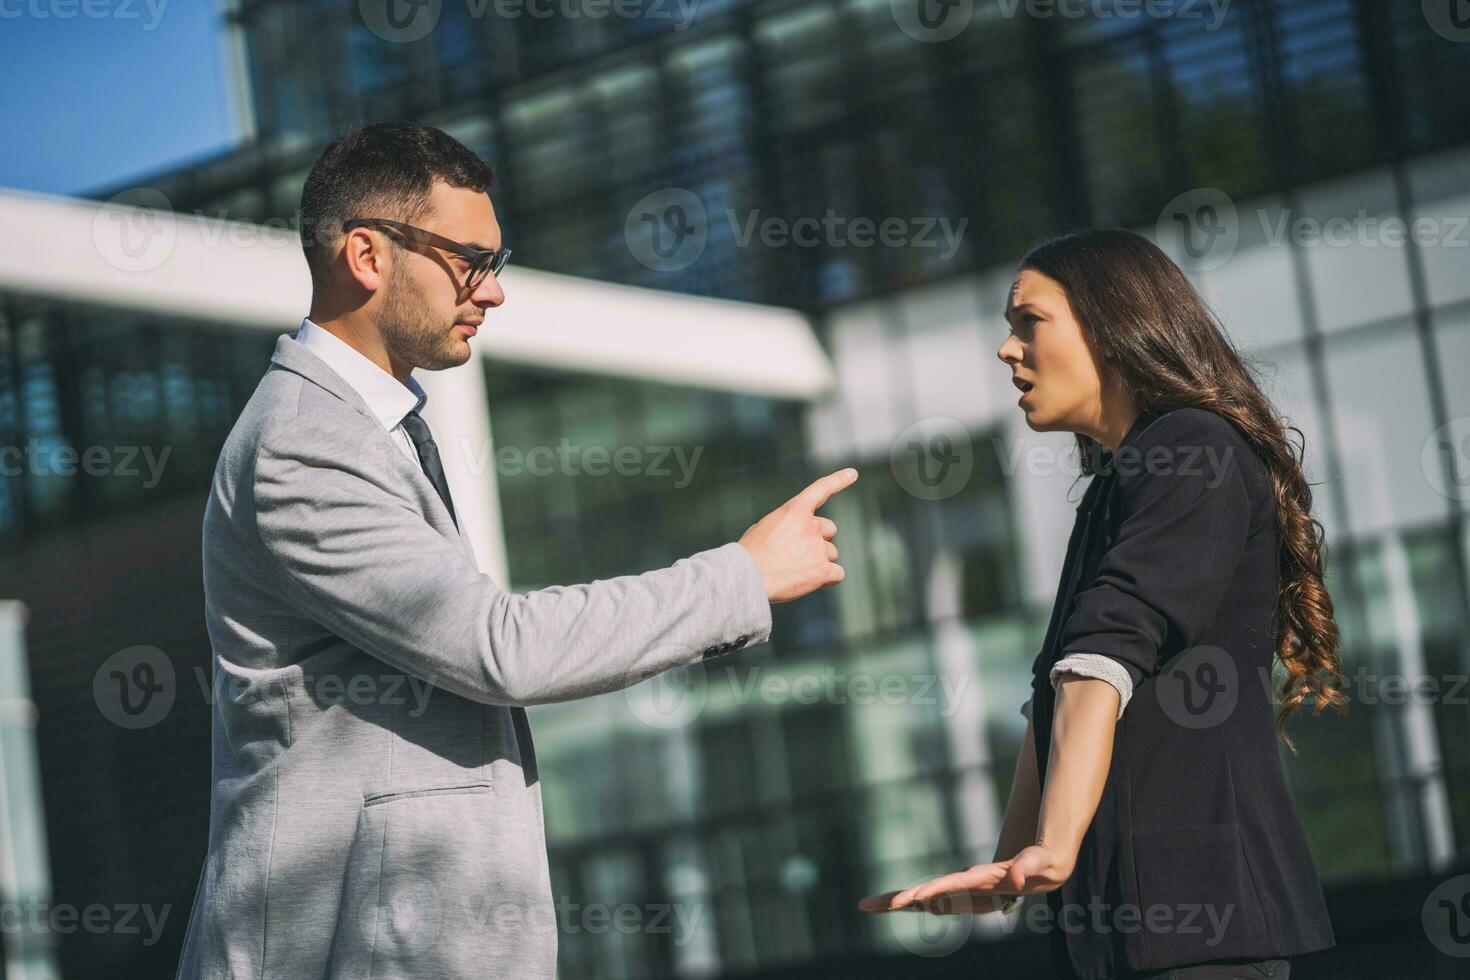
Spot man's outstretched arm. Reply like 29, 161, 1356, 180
251, 413, 856, 706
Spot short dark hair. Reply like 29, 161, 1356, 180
298, 121, 495, 284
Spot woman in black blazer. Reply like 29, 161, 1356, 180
861, 229, 1346, 979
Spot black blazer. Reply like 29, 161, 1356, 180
1029, 407, 1336, 979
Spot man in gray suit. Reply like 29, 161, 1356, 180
175, 122, 855, 979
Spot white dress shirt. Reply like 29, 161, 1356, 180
293, 318, 427, 466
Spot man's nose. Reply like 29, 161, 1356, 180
472, 271, 505, 309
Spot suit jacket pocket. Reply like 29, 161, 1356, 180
362, 781, 493, 807
1122, 820, 1270, 970
326, 786, 555, 979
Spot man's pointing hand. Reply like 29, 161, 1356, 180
738, 468, 858, 603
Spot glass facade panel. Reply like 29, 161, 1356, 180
0, 298, 275, 540
1296, 168, 1416, 334
1072, 40, 1166, 226
1271, 0, 1377, 179
1323, 323, 1448, 537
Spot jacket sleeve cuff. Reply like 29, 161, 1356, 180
703, 542, 773, 658
1050, 653, 1133, 720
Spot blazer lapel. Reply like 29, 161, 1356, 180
268, 333, 380, 424
267, 333, 479, 563
1035, 409, 1164, 674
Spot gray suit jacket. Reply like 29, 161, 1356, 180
176, 333, 772, 979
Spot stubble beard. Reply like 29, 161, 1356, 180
376, 261, 471, 372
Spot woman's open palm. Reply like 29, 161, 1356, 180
858, 844, 1071, 915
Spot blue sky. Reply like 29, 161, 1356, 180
0, 0, 239, 197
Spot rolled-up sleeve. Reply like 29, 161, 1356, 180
1056, 410, 1253, 691
1051, 653, 1133, 719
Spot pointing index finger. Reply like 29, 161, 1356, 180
792, 468, 858, 513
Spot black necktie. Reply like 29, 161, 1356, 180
399, 411, 458, 529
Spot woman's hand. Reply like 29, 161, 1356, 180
857, 844, 1074, 915
859, 677, 1111, 916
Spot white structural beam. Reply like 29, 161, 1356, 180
0, 187, 834, 401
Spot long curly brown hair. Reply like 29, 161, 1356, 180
1020, 228, 1347, 753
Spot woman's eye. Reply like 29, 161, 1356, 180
1008, 314, 1038, 336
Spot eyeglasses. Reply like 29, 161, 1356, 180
343, 218, 511, 290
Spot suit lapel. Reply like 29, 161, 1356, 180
268, 333, 479, 563
268, 332, 380, 423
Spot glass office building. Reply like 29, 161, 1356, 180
6, 0, 1468, 976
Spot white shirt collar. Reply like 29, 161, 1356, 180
294, 318, 426, 431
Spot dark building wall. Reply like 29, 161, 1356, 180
0, 302, 274, 979
0, 495, 214, 980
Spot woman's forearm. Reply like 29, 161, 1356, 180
859, 680, 1124, 913
992, 717, 1042, 862
1034, 675, 1119, 869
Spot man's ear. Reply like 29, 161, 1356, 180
341, 226, 390, 293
